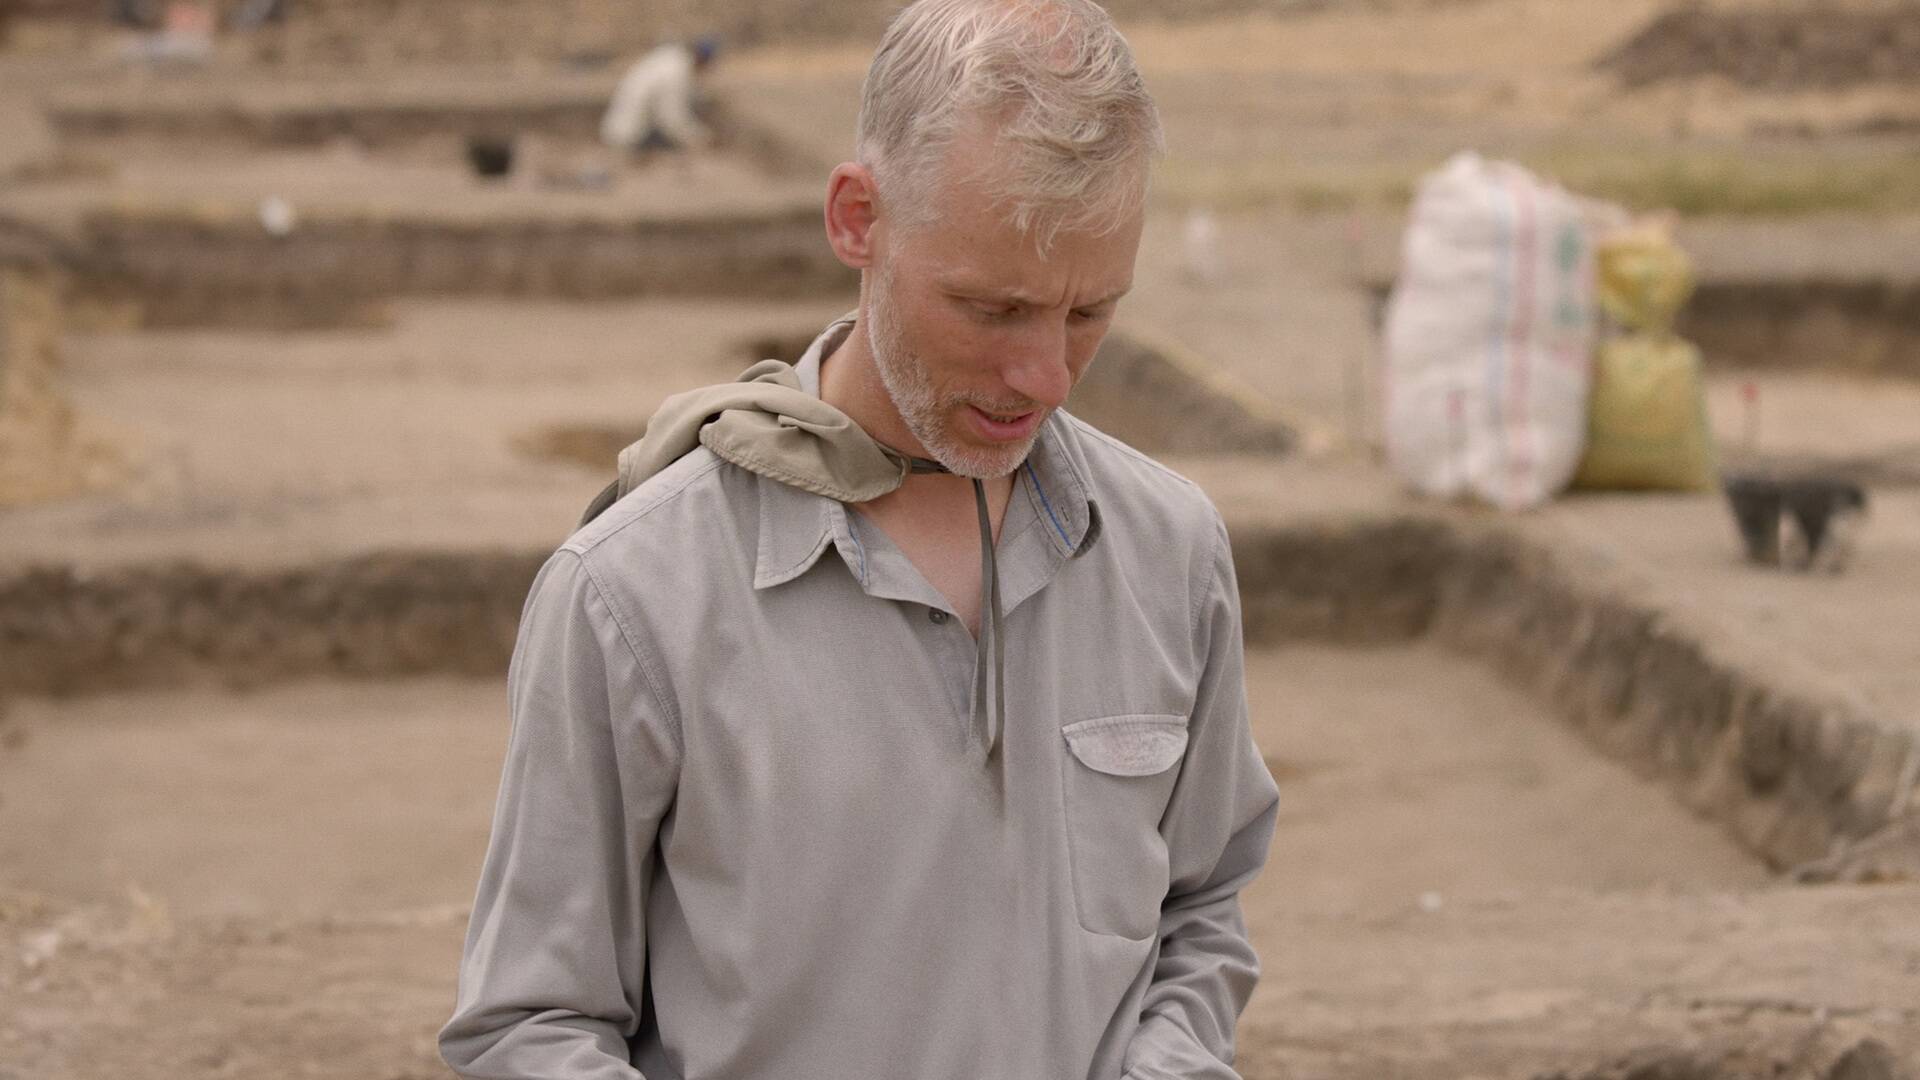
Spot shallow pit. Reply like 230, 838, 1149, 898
0, 641, 1762, 927
1246, 642, 1766, 920
7, 512, 1913, 879
0, 677, 505, 920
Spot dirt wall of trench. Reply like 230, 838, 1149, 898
48, 98, 611, 148
1680, 280, 1920, 378
1600, 3, 1920, 91
73, 205, 855, 328
46, 97, 827, 183
1230, 516, 1920, 877
1368, 278, 1920, 379
0, 552, 543, 696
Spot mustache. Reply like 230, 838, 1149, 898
958, 395, 1045, 416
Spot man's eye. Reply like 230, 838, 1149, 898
972, 303, 1019, 321
1071, 307, 1110, 323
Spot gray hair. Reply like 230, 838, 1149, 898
856, 0, 1163, 247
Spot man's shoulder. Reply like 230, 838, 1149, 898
1051, 410, 1223, 539
561, 447, 747, 571
1049, 412, 1235, 641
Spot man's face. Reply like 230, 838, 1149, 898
864, 138, 1144, 479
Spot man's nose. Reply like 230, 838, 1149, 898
1000, 317, 1073, 410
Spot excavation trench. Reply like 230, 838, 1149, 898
9, 104, 847, 328
44, 95, 826, 177
1367, 277, 1920, 380
2, 514, 1911, 881
70, 204, 854, 329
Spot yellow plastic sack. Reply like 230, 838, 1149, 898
1573, 335, 1717, 490
1573, 220, 1717, 491
1595, 219, 1696, 332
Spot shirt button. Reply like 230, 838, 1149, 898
928, 608, 949, 624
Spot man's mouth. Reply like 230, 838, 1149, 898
967, 404, 1043, 442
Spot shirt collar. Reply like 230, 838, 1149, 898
1018, 414, 1101, 560
752, 313, 1102, 591
753, 313, 854, 590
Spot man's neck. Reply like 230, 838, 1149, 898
817, 320, 919, 460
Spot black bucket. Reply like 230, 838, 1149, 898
466, 136, 515, 179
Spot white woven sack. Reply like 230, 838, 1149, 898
1383, 152, 1598, 510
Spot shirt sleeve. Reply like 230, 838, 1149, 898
1123, 514, 1280, 1080
440, 551, 682, 1080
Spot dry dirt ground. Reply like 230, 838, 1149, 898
10, 647, 1912, 1079
3, 2, 1920, 1077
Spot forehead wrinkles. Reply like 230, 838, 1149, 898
928, 239, 1130, 310
904, 152, 1135, 299
918, 214, 1138, 311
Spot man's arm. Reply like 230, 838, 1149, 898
1124, 516, 1280, 1080
440, 551, 681, 1080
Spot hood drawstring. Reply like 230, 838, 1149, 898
902, 456, 1005, 762
971, 477, 1007, 762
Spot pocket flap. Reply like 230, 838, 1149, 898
1061, 715, 1189, 777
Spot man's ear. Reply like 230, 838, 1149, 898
824, 163, 880, 270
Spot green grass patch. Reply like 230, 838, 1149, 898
1156, 147, 1920, 217
1533, 149, 1920, 216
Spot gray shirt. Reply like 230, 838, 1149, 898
441, 319, 1281, 1080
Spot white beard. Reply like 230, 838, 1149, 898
867, 262, 1044, 480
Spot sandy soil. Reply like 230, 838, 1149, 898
0, 296, 851, 568
1245, 644, 1769, 917
0, 644, 1765, 926
12, 646, 1908, 1080
1530, 487, 1920, 724
0, 678, 505, 921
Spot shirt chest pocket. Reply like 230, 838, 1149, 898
1059, 714, 1189, 940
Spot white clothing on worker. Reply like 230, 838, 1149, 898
601, 43, 712, 151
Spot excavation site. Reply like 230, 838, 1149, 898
2, 2, 1917, 1077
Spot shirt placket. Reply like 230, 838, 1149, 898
827, 502, 979, 746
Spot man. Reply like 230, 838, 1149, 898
600, 37, 719, 155
442, 2, 1279, 1077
